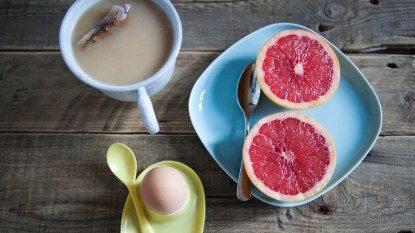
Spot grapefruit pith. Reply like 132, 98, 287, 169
256, 29, 340, 109
243, 112, 336, 202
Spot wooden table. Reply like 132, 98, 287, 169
1, 0, 414, 232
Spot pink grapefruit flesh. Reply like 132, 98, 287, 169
256, 29, 340, 109
243, 112, 336, 202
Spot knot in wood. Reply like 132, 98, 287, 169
324, 1, 349, 20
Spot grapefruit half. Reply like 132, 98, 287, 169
256, 29, 340, 109
243, 112, 336, 202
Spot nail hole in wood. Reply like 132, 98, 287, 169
318, 24, 335, 32
387, 63, 398, 69
370, 0, 379, 5
317, 205, 334, 215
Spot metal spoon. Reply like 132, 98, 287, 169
236, 63, 260, 201
107, 143, 153, 233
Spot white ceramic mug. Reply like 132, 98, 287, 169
59, 0, 182, 134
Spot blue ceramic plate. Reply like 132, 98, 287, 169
188, 23, 382, 207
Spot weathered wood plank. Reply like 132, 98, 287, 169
353, 54, 415, 136
0, 134, 413, 232
0, 51, 216, 133
0, 52, 414, 135
0, 0, 414, 53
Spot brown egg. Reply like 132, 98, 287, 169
140, 166, 189, 215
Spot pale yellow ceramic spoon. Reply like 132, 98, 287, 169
107, 143, 153, 233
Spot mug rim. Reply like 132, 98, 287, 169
59, 0, 182, 92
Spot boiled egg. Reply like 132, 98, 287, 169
140, 165, 189, 215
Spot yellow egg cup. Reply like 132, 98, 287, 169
120, 161, 206, 233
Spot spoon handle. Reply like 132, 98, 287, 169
237, 159, 251, 201
237, 120, 251, 201
129, 186, 154, 233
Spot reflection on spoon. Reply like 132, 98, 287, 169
236, 63, 260, 201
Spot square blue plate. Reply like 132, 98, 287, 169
188, 23, 382, 207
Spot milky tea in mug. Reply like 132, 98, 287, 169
60, 0, 182, 134
72, 0, 173, 86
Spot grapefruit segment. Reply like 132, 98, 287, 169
256, 29, 340, 109
243, 112, 336, 202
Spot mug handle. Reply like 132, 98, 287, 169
137, 87, 159, 134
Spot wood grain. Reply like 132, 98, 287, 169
0, 51, 216, 133
0, 0, 414, 53
0, 52, 414, 135
0, 133, 413, 232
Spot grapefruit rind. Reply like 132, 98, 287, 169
256, 29, 341, 110
242, 112, 336, 202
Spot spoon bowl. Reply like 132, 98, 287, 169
107, 143, 153, 233
107, 144, 137, 185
